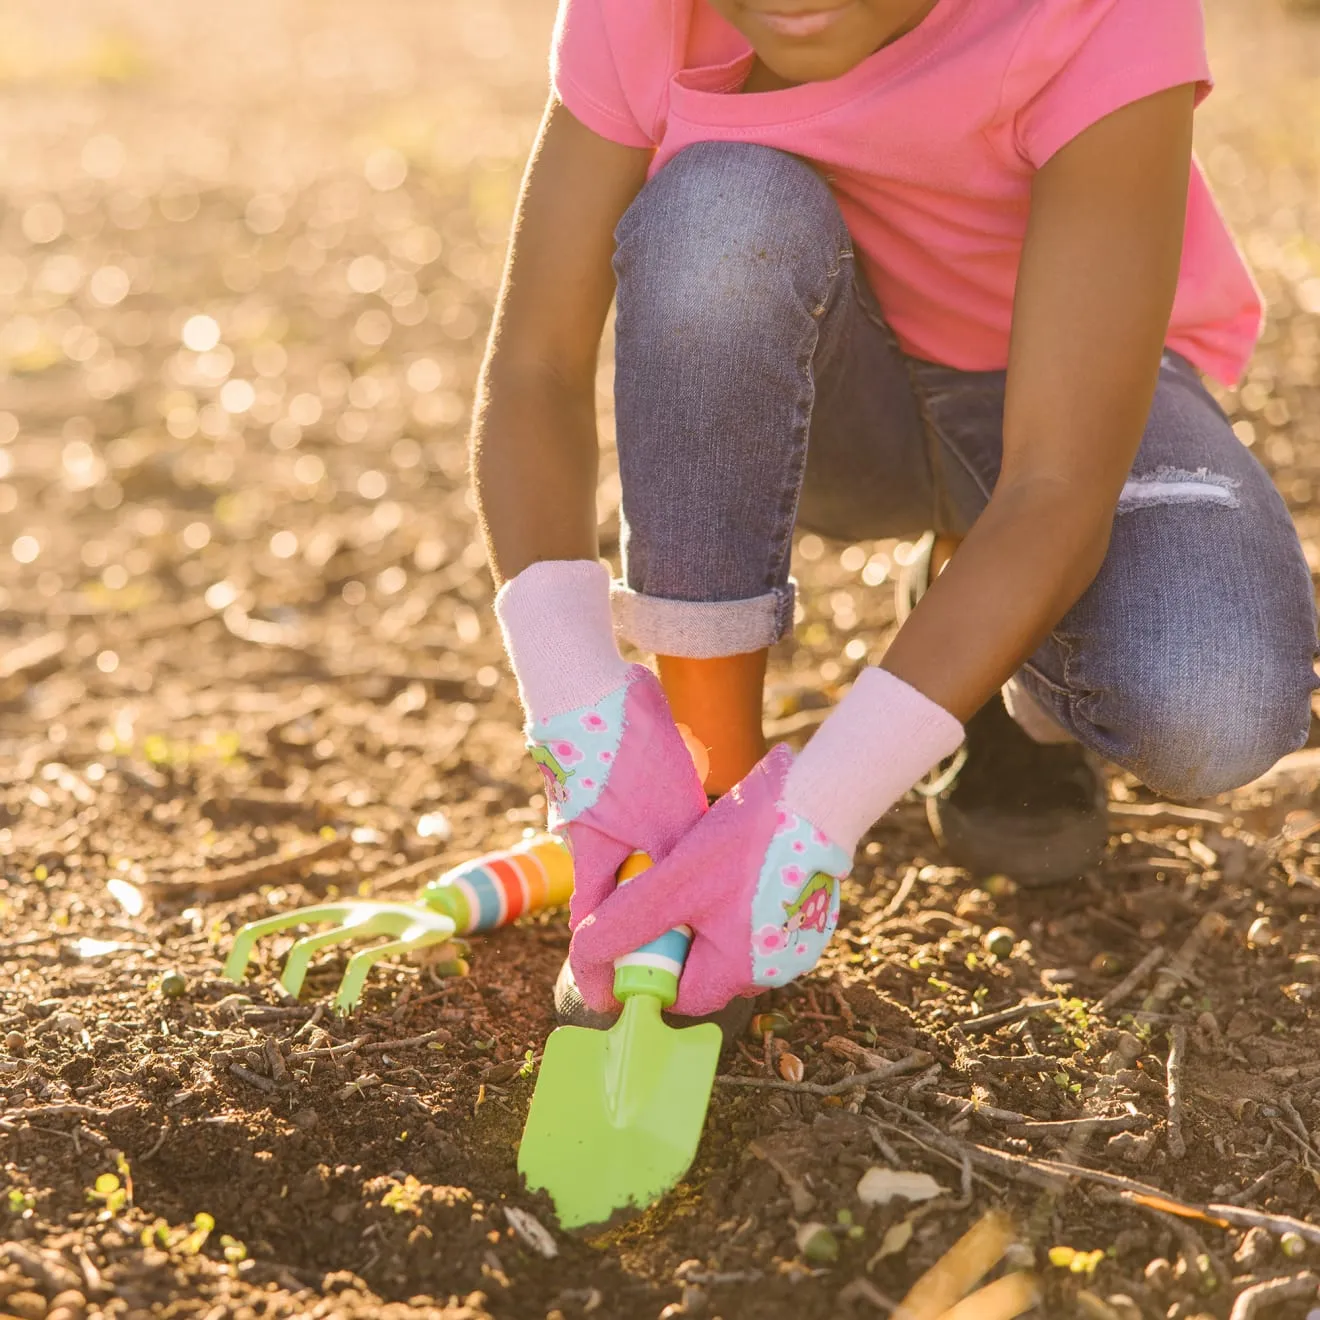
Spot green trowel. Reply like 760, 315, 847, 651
518, 854, 722, 1229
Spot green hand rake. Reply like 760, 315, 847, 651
222, 832, 573, 1011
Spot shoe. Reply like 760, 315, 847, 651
898, 531, 1107, 885
926, 691, 1108, 885
553, 957, 754, 1052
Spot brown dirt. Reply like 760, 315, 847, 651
2, 1, 1320, 1318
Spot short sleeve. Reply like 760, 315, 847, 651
1009, 0, 1211, 167
551, 0, 656, 148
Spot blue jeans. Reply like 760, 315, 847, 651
610, 142, 1318, 800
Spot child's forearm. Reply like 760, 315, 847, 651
881, 479, 1114, 721
471, 365, 601, 588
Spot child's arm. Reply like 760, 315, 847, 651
471, 99, 650, 587
881, 84, 1197, 720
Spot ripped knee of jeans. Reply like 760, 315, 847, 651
1116, 465, 1240, 514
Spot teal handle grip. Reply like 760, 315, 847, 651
609, 853, 689, 1008
614, 925, 692, 1007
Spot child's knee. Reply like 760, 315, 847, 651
613, 142, 850, 342
1112, 645, 1314, 799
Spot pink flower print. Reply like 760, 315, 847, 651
580, 712, 608, 733
792, 840, 806, 853
598, 749, 613, 764
763, 966, 781, 979
774, 808, 795, 835
812, 828, 829, 846
581, 778, 595, 789
794, 942, 809, 956
780, 863, 806, 889
550, 740, 582, 764
753, 924, 789, 955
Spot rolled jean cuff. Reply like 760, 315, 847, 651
610, 579, 796, 658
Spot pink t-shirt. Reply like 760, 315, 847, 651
552, 0, 1262, 384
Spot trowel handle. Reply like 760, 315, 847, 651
421, 832, 574, 934
612, 853, 690, 1009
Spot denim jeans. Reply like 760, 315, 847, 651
610, 142, 1318, 799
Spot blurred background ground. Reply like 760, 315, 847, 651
1, 2, 1320, 1318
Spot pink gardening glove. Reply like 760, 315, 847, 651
568, 666, 966, 1016
527, 664, 708, 930
569, 744, 852, 1015
495, 561, 707, 951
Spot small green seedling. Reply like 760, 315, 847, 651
180, 1212, 215, 1255
88, 1173, 127, 1218
6, 1187, 36, 1216
1048, 1245, 1105, 1277
381, 1176, 426, 1216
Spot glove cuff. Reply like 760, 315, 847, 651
495, 560, 632, 721
782, 666, 964, 855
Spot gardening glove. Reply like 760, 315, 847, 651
495, 559, 708, 934
569, 667, 964, 1016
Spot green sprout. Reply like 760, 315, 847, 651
180, 1212, 215, 1255
1048, 1246, 1105, 1277
6, 1187, 36, 1216
518, 1049, 536, 1079
88, 1173, 127, 1218
381, 1176, 426, 1216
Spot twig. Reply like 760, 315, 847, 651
264, 1037, 288, 1085
1223, 1158, 1295, 1206
929, 1093, 1027, 1124
229, 1062, 278, 1094
881, 866, 920, 919
1012, 1114, 1146, 1139
716, 1050, 931, 1097
958, 1000, 1056, 1036
0, 1103, 112, 1123
285, 1035, 369, 1064
141, 1126, 169, 1160
1208, 1204, 1320, 1247
963, 1054, 1072, 1076
1098, 946, 1166, 1012
1110, 803, 1228, 827
1228, 1272, 1318, 1319
1166, 1025, 1188, 1158
358, 1028, 452, 1053
927, 1093, 1144, 1138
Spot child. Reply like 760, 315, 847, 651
471, 0, 1318, 1026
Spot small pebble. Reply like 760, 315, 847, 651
1233, 1226, 1271, 1270
1195, 1011, 1219, 1036
1293, 953, 1320, 980
48, 1291, 87, 1320
4, 1029, 28, 1056
1090, 951, 1123, 976
984, 926, 1016, 958
5, 1292, 47, 1320
777, 1051, 805, 1083
1144, 1257, 1173, 1290
158, 970, 188, 999
1246, 916, 1272, 949
49, 1012, 85, 1036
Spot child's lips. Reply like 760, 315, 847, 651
755, 3, 854, 38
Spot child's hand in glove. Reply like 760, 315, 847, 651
569, 667, 964, 1015
496, 561, 708, 931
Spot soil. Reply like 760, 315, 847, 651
2, 1, 1320, 1318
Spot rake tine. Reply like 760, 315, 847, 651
333, 923, 457, 1013
281, 922, 385, 998
221, 904, 355, 984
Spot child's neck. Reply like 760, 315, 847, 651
743, 58, 798, 93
